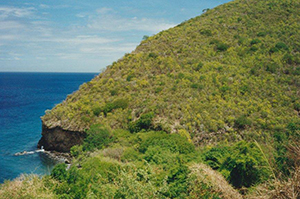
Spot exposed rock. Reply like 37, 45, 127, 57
37, 122, 86, 152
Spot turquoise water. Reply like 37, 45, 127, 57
0, 72, 97, 183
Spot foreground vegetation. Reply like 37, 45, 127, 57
1, 0, 300, 198
1, 125, 299, 198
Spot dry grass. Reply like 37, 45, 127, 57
189, 163, 242, 199
269, 167, 300, 199
248, 167, 300, 199
0, 174, 57, 199
248, 141, 300, 199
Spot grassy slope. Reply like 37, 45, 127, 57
43, 0, 299, 146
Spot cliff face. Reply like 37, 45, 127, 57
37, 123, 86, 152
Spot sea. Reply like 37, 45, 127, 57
0, 72, 97, 183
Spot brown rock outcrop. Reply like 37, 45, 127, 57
37, 122, 86, 152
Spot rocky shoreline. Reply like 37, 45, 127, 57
14, 148, 72, 164
43, 150, 72, 164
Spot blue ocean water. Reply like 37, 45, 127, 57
0, 72, 97, 183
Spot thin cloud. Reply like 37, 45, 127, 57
30, 35, 119, 45
0, 21, 25, 30
88, 14, 176, 32
79, 43, 137, 54
39, 4, 72, 10
96, 7, 113, 14
0, 35, 19, 40
0, 6, 35, 19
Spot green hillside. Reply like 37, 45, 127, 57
1, 0, 300, 198
43, 0, 299, 145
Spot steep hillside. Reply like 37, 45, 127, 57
41, 0, 300, 151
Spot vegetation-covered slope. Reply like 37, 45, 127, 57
43, 0, 299, 146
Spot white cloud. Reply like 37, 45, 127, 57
39, 4, 50, 9
0, 35, 19, 40
0, 7, 35, 19
56, 53, 81, 60
28, 35, 118, 45
85, 7, 176, 33
36, 56, 47, 60
79, 43, 137, 54
76, 13, 87, 18
88, 14, 175, 32
0, 21, 24, 29
96, 7, 113, 14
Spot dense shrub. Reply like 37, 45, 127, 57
200, 29, 212, 36
139, 131, 195, 154
92, 106, 102, 116
204, 141, 271, 188
126, 73, 135, 81
165, 164, 190, 198
83, 124, 113, 151
234, 115, 252, 129
257, 32, 267, 37
102, 98, 128, 116
220, 141, 271, 188
194, 62, 204, 71
70, 145, 83, 157
275, 42, 289, 50
203, 147, 229, 169
128, 112, 155, 133
269, 46, 279, 53
216, 43, 229, 52
51, 164, 67, 182
250, 39, 261, 45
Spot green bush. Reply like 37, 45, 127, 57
200, 29, 212, 36
148, 52, 158, 58
194, 62, 204, 71
126, 73, 135, 81
203, 147, 229, 169
249, 46, 258, 52
164, 163, 190, 198
250, 39, 261, 45
294, 103, 300, 112
128, 112, 155, 133
92, 106, 102, 116
51, 163, 67, 182
83, 124, 113, 151
216, 43, 229, 52
269, 46, 279, 53
144, 146, 178, 166
275, 42, 289, 50
70, 145, 83, 157
121, 147, 140, 162
282, 53, 295, 64
221, 141, 271, 188
139, 131, 195, 154
266, 63, 278, 73
102, 98, 128, 116
257, 32, 267, 37
234, 115, 252, 129
204, 141, 271, 188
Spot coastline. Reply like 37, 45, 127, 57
14, 149, 72, 164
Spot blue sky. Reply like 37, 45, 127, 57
0, 0, 231, 72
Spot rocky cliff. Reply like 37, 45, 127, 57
37, 122, 86, 152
